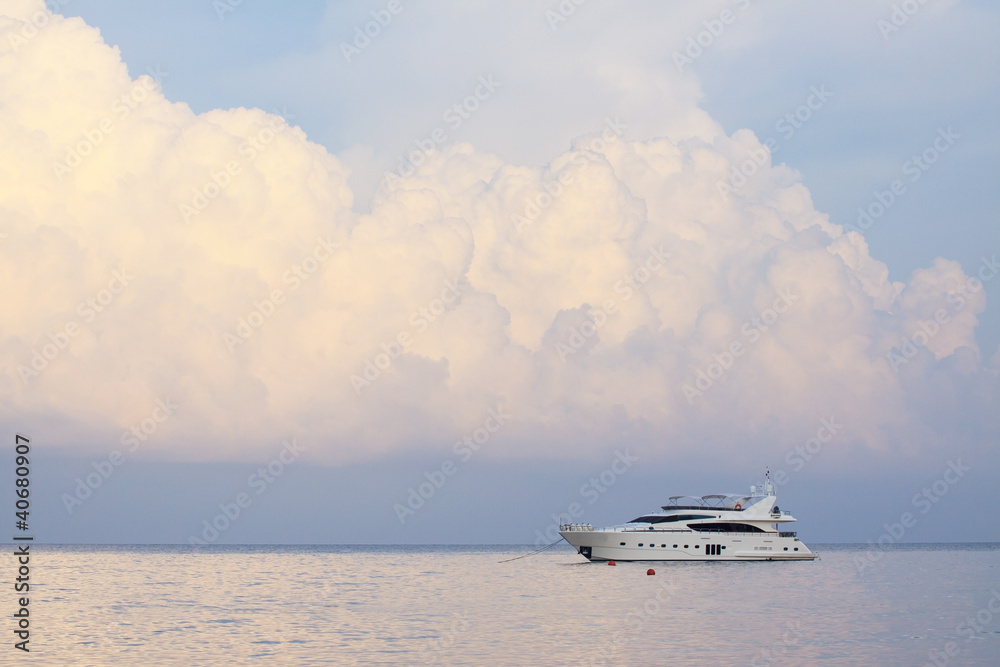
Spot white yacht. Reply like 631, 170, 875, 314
559, 472, 817, 562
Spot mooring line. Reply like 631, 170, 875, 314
498, 537, 566, 563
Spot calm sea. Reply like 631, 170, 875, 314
9, 544, 999, 665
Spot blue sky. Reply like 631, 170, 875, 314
2, 0, 998, 544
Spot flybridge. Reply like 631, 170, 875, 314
660, 472, 778, 511
660, 494, 752, 511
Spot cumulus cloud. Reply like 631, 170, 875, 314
1, 1, 996, 469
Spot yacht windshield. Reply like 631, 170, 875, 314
690, 522, 765, 533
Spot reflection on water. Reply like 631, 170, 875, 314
18, 544, 1000, 665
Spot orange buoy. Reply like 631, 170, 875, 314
608, 560, 616, 566
646, 568, 655, 575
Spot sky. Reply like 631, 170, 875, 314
1, 0, 998, 544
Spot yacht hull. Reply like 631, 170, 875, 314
560, 529, 817, 562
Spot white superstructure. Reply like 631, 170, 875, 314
559, 471, 817, 562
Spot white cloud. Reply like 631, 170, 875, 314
1, 1, 996, 470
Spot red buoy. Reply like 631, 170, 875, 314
608, 560, 616, 566
646, 568, 655, 575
